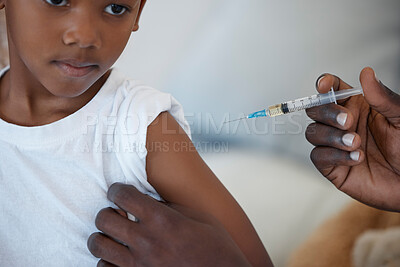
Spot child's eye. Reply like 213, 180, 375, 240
104, 4, 127, 16
44, 0, 68, 6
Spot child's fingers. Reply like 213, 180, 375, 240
310, 147, 364, 173
306, 123, 361, 152
306, 103, 354, 130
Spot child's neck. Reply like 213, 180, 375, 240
0, 67, 110, 127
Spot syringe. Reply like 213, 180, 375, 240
225, 87, 363, 123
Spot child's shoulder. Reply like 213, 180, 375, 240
108, 68, 190, 137
109, 68, 173, 110
109, 68, 176, 118
110, 68, 164, 97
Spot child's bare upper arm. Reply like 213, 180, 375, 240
146, 112, 271, 267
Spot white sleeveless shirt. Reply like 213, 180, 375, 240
0, 67, 190, 266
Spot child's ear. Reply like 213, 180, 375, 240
0, 2, 4, 10
132, 0, 147, 32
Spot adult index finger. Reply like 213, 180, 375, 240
316, 74, 354, 105
107, 183, 161, 222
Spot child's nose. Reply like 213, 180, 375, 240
62, 14, 102, 49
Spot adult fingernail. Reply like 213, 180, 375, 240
317, 75, 325, 88
127, 213, 138, 222
342, 133, 355, 147
350, 151, 360, 161
336, 113, 348, 126
342, 134, 356, 146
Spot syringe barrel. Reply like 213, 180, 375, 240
334, 87, 363, 101
316, 87, 364, 104
318, 90, 337, 105
267, 87, 364, 117
281, 93, 324, 114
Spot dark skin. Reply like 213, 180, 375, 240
306, 67, 400, 212
0, 0, 145, 126
1, 0, 272, 265
89, 112, 273, 266
88, 67, 400, 265
10, 0, 397, 264
88, 183, 252, 267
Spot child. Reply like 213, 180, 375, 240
0, 0, 272, 266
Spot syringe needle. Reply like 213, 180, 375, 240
224, 117, 247, 124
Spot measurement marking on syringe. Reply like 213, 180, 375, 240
224, 87, 364, 124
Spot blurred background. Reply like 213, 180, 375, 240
115, 1, 400, 265
116, 0, 400, 160
1, 1, 400, 265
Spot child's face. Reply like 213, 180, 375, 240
1, 0, 145, 97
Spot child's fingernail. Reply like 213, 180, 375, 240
350, 151, 360, 161
342, 133, 355, 147
336, 113, 348, 126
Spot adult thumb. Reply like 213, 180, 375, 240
360, 67, 400, 126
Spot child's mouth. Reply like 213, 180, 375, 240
54, 60, 98, 78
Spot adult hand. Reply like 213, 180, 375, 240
306, 67, 400, 211
87, 183, 252, 267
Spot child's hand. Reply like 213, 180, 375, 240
306, 67, 400, 212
